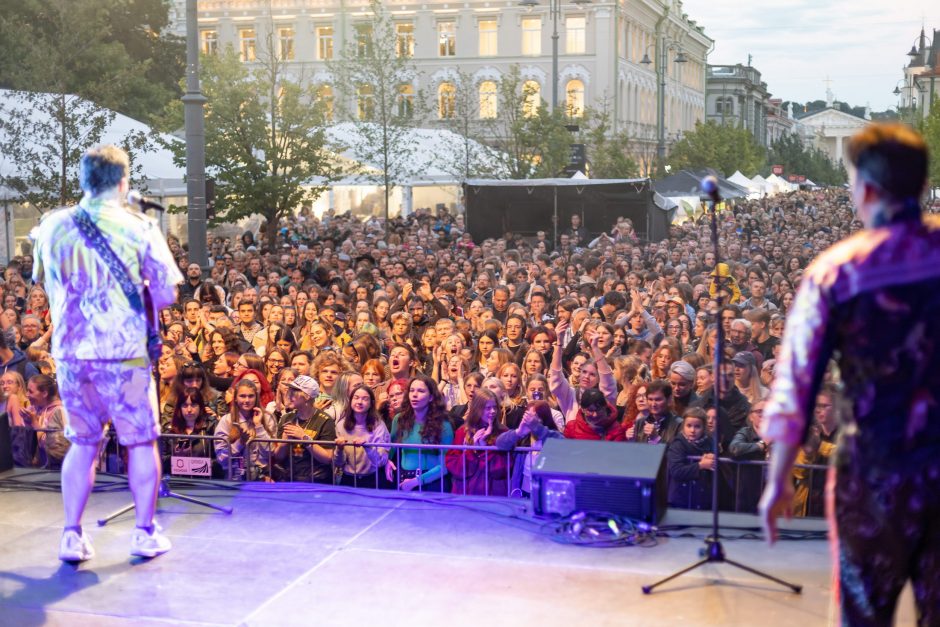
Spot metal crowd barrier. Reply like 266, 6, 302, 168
243, 437, 537, 498
678, 456, 828, 517
8, 427, 829, 517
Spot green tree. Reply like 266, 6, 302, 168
327, 0, 427, 227
487, 65, 571, 179
922, 100, 940, 193
0, 0, 184, 125
0, 91, 149, 211
766, 133, 845, 186
162, 42, 337, 250
579, 101, 639, 179
437, 68, 504, 182
0, 0, 175, 209
667, 120, 765, 177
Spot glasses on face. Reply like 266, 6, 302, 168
267, 358, 285, 366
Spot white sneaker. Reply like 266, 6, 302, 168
130, 526, 172, 558
59, 530, 95, 562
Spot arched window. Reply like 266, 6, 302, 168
316, 84, 334, 122
438, 82, 456, 119
397, 84, 414, 119
522, 80, 541, 118
565, 79, 584, 118
479, 80, 498, 119
357, 84, 374, 121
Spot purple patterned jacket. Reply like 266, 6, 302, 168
763, 213, 940, 467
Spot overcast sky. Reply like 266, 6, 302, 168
681, 0, 940, 112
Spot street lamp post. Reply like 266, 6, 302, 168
518, 0, 592, 111
183, 0, 208, 268
641, 38, 687, 172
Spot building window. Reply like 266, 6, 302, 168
278, 26, 295, 61
316, 26, 334, 60
200, 29, 218, 55
716, 96, 733, 116
566, 17, 585, 54
239, 28, 256, 62
522, 80, 541, 117
355, 24, 373, 58
397, 84, 414, 119
565, 79, 584, 118
479, 19, 497, 56
438, 82, 456, 119
316, 84, 334, 122
439, 22, 456, 57
357, 84, 374, 120
396, 23, 414, 58
479, 81, 498, 119
522, 17, 541, 56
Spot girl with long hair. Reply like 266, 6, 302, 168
267, 367, 298, 421
334, 384, 391, 489
264, 347, 290, 388
446, 389, 509, 496
300, 319, 336, 357
1, 371, 29, 427
214, 379, 276, 481
521, 349, 547, 381
497, 362, 525, 410
386, 374, 454, 492
473, 330, 500, 374
163, 390, 222, 478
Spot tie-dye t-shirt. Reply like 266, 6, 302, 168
31, 197, 183, 361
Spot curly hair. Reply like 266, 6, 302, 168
394, 374, 448, 444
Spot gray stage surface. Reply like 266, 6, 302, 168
0, 468, 916, 626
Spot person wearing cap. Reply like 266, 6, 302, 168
562, 388, 626, 441
732, 351, 767, 404
668, 360, 699, 416
273, 375, 336, 483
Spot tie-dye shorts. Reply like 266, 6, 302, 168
57, 358, 161, 446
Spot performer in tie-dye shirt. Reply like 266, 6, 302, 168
31, 145, 183, 563
759, 124, 940, 626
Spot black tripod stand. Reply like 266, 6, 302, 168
642, 176, 801, 595
98, 359, 233, 527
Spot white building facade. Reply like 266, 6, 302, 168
171, 0, 711, 173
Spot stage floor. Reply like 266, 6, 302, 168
0, 469, 916, 626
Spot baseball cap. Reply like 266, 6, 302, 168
731, 352, 756, 369
288, 375, 320, 398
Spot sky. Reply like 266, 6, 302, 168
681, 0, 940, 112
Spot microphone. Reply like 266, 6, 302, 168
127, 190, 166, 213
700, 175, 722, 204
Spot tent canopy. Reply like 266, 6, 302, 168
653, 170, 749, 200
463, 177, 667, 243
327, 123, 507, 185
0, 89, 184, 197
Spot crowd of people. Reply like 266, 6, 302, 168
6, 187, 908, 514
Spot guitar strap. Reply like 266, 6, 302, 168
71, 206, 163, 363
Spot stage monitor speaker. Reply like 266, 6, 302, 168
531, 439, 667, 524
0, 414, 13, 472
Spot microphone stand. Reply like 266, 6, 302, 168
642, 180, 801, 595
